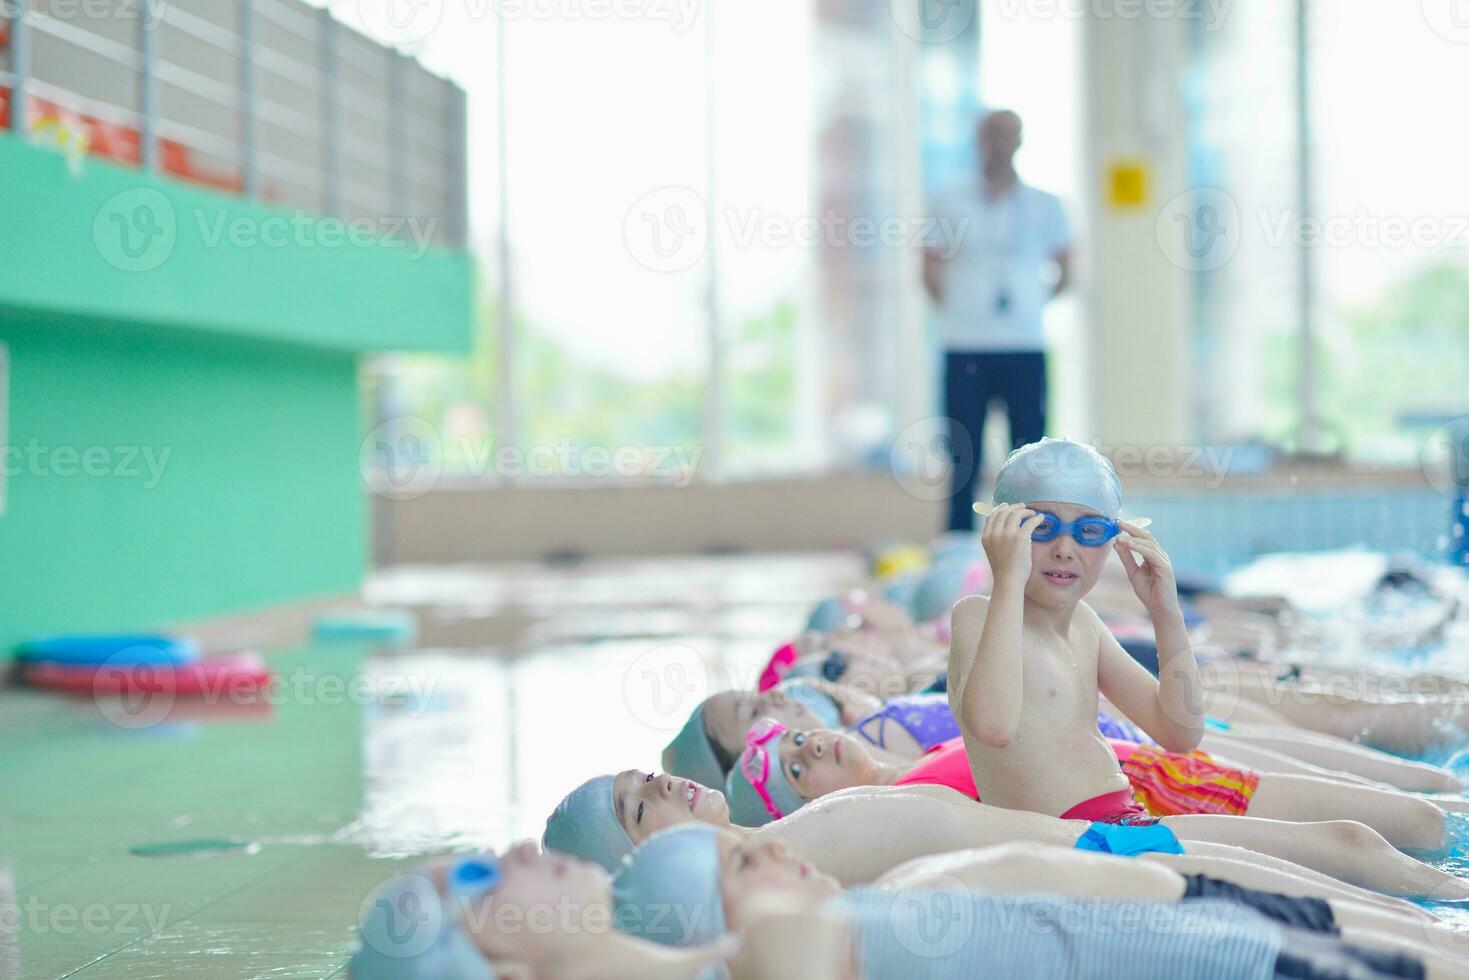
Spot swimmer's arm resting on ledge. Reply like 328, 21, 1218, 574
765, 785, 1082, 888
879, 842, 1183, 902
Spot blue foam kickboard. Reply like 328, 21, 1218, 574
14, 634, 199, 666
312, 611, 417, 644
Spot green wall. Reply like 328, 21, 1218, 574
0, 137, 473, 354
0, 316, 365, 651
0, 136, 475, 651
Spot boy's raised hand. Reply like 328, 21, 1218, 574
1114, 521, 1179, 616
980, 504, 1047, 590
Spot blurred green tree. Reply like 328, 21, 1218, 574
371, 274, 802, 476
1260, 263, 1469, 460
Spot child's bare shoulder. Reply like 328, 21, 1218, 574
1074, 599, 1101, 624
1074, 600, 1108, 634
1072, 601, 1111, 649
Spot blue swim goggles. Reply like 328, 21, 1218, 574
1029, 510, 1121, 547
447, 856, 502, 903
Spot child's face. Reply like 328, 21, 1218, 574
777, 727, 876, 800
451, 841, 611, 961
1022, 500, 1112, 608
612, 769, 731, 844
499, 840, 609, 912
705, 690, 829, 761
717, 831, 842, 927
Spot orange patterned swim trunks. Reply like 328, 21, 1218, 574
1120, 743, 1261, 817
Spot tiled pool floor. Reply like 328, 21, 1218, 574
1, 552, 861, 978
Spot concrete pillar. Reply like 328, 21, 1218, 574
1082, 11, 1192, 451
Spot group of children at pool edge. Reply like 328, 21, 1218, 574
350, 438, 1469, 980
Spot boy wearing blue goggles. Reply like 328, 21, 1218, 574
953, 438, 1205, 831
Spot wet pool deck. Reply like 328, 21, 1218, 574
0, 553, 859, 978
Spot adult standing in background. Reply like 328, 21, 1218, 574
924, 110, 1073, 532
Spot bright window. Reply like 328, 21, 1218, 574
372, 1, 927, 483
1188, 0, 1469, 464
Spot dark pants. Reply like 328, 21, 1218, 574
944, 350, 1047, 532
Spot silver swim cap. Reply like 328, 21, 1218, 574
991, 438, 1122, 519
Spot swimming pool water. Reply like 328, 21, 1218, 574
5, 549, 1469, 974
1221, 551, 1469, 925
0, 553, 856, 977
1418, 815, 1469, 926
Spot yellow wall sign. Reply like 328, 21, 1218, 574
1107, 159, 1151, 209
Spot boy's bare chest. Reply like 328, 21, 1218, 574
1019, 633, 1097, 706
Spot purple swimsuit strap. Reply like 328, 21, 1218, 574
852, 696, 959, 753
850, 707, 887, 750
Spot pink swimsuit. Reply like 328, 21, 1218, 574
891, 737, 978, 796
891, 737, 1158, 826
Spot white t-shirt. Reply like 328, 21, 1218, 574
926, 180, 1071, 352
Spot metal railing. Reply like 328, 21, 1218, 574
3, 0, 467, 250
